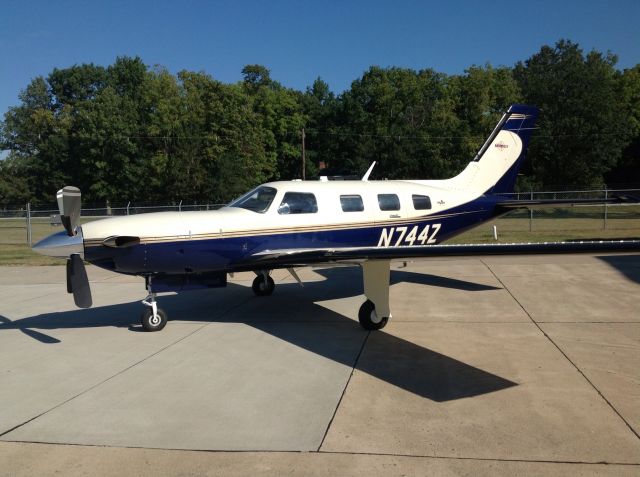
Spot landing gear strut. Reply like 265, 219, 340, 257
141, 278, 167, 331
359, 260, 392, 331
252, 270, 275, 296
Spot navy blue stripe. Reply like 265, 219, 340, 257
84, 197, 500, 275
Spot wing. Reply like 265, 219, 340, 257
247, 240, 640, 269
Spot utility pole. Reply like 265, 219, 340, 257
301, 128, 306, 180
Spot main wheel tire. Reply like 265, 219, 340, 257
141, 307, 168, 332
358, 299, 388, 330
252, 274, 275, 296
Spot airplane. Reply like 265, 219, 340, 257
32, 104, 640, 332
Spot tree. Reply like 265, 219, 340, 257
302, 77, 336, 176
241, 65, 307, 180
0, 156, 30, 204
325, 66, 465, 179
1, 46, 638, 207
241, 64, 272, 91
514, 39, 628, 188
0, 76, 70, 203
606, 65, 640, 185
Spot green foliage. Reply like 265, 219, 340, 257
606, 65, 640, 185
514, 40, 629, 188
0, 42, 638, 207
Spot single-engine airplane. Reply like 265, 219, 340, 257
33, 105, 640, 331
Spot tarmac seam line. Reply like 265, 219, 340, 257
480, 258, 640, 442
316, 449, 640, 467
2, 440, 639, 466
0, 294, 255, 439
316, 330, 371, 452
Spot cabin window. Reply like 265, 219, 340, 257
412, 194, 432, 210
228, 186, 277, 213
378, 194, 400, 211
340, 195, 364, 212
278, 192, 318, 214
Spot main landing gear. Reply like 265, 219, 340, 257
358, 299, 388, 330
252, 270, 275, 296
141, 278, 167, 332
249, 263, 392, 331
358, 260, 392, 330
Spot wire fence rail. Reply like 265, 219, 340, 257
1, 202, 227, 246
1, 189, 640, 246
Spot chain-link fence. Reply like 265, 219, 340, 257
0, 202, 226, 246
1, 189, 639, 246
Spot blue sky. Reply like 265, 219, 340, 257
1, 0, 638, 119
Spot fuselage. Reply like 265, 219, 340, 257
80, 179, 501, 275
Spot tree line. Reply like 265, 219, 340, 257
1, 39, 639, 206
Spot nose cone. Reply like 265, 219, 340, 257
33, 230, 84, 258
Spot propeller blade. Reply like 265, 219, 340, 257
56, 186, 81, 236
68, 254, 92, 308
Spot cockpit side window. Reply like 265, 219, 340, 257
228, 186, 277, 213
278, 192, 318, 214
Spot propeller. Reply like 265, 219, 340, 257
56, 186, 92, 308
57, 186, 81, 236
68, 254, 92, 308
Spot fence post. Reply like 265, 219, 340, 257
179, 200, 182, 212
126, 202, 130, 216
529, 190, 533, 232
26, 202, 32, 246
603, 185, 608, 230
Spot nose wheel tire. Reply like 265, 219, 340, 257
252, 275, 275, 296
358, 299, 388, 330
141, 307, 168, 332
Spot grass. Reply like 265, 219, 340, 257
1, 206, 639, 265
0, 244, 63, 266
450, 206, 640, 244
0, 217, 84, 266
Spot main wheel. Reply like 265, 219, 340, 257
252, 274, 275, 296
358, 299, 388, 330
141, 307, 168, 332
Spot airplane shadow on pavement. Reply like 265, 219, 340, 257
596, 254, 640, 285
0, 267, 514, 402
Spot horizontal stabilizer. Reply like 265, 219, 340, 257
494, 194, 640, 212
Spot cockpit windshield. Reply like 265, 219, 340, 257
228, 186, 277, 213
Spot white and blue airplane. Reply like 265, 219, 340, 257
33, 105, 640, 331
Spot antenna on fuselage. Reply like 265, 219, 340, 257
362, 161, 376, 181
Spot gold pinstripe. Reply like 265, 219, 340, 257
84, 209, 482, 247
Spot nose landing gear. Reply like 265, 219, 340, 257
141, 278, 167, 331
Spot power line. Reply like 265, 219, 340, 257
80, 129, 635, 142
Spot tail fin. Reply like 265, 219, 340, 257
436, 104, 539, 194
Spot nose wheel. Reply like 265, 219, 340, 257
141, 290, 167, 331
252, 271, 275, 296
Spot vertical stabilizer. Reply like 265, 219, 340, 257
482, 104, 539, 194
434, 105, 539, 194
